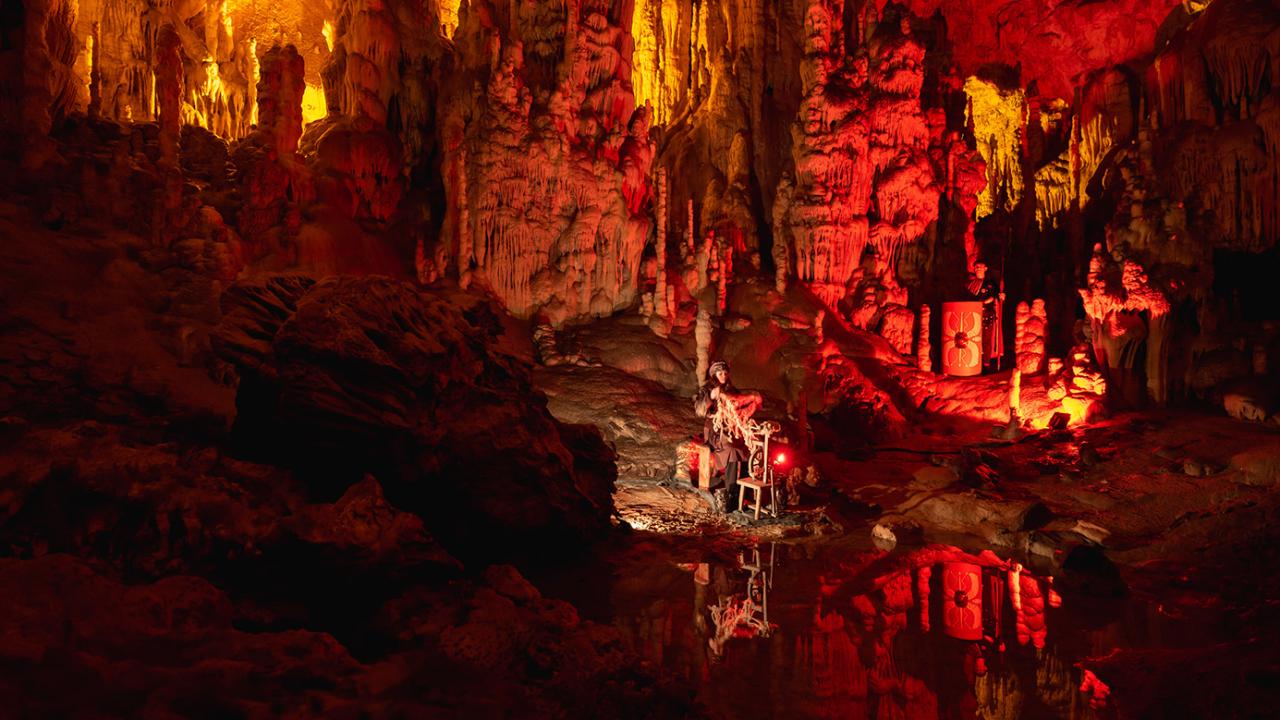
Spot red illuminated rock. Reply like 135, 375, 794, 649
1080, 243, 1173, 404
431, 2, 653, 324
894, 0, 1181, 101
1014, 299, 1047, 375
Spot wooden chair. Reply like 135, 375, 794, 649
737, 476, 777, 519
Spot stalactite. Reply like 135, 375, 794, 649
964, 77, 1025, 219
1075, 115, 1114, 209
629, 0, 663, 123
439, 0, 463, 38
1033, 155, 1072, 229
781, 4, 941, 310
1201, 0, 1274, 120
1168, 124, 1276, 252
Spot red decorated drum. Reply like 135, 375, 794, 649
942, 301, 983, 377
942, 561, 983, 640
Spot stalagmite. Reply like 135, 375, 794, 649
155, 25, 185, 241
653, 166, 669, 329
1080, 244, 1171, 404
1015, 299, 1047, 374
773, 175, 794, 293
695, 305, 712, 385
442, 1, 653, 324
917, 304, 932, 372
233, 45, 307, 249
686, 199, 695, 254
1010, 368, 1022, 421
714, 235, 730, 316
20, 0, 79, 169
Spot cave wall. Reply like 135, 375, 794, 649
5, 0, 1279, 403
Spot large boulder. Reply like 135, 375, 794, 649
0, 554, 367, 717
0, 422, 459, 592
214, 276, 616, 561
0, 554, 697, 718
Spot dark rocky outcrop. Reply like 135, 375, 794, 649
214, 275, 617, 562
0, 553, 699, 718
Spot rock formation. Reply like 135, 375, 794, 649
1015, 299, 1047, 375
4, 0, 1280, 713
213, 275, 616, 557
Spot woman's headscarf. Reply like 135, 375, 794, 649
706, 360, 730, 385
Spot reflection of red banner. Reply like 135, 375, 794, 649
917, 566, 931, 633
941, 302, 983, 376
942, 562, 983, 640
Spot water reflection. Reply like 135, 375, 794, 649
614, 543, 1112, 719
701, 547, 775, 660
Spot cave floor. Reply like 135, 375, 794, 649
616, 410, 1280, 554
580, 409, 1280, 718
5, 189, 1280, 716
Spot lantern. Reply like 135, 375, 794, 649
942, 562, 983, 640
941, 301, 983, 376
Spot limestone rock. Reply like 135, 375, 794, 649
0, 554, 366, 716
214, 276, 617, 560
910, 464, 959, 491
281, 475, 461, 577
1223, 384, 1275, 422
897, 491, 1051, 544
872, 517, 923, 548
1229, 442, 1280, 486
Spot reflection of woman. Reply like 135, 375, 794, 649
694, 361, 762, 499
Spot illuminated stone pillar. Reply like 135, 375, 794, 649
916, 304, 932, 372
155, 25, 185, 243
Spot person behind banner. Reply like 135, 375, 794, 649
967, 262, 1005, 370
694, 361, 762, 504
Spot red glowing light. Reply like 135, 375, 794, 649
774, 452, 787, 465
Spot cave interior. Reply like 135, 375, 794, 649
2, 0, 1280, 716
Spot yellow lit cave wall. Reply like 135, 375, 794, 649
964, 76, 1026, 219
